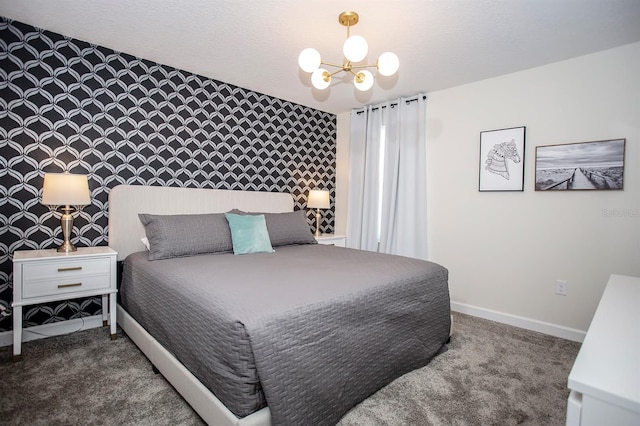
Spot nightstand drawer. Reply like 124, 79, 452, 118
22, 274, 111, 299
22, 257, 111, 282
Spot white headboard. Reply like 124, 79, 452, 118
108, 185, 294, 260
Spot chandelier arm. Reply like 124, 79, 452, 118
349, 63, 377, 70
320, 61, 347, 69
328, 68, 347, 77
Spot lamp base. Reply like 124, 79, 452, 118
57, 240, 77, 253
314, 208, 322, 237
57, 209, 77, 252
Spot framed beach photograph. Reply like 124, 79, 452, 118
535, 139, 625, 191
479, 126, 526, 191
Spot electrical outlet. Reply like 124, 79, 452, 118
556, 280, 567, 296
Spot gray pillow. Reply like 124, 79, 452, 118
229, 209, 317, 247
138, 213, 233, 260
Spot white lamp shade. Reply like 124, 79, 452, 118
298, 48, 321, 73
307, 189, 330, 209
354, 70, 374, 91
311, 68, 331, 90
377, 52, 399, 76
343, 35, 368, 63
42, 172, 91, 206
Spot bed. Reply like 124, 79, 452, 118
108, 184, 451, 426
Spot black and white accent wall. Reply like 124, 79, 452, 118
0, 18, 336, 332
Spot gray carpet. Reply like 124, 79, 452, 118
0, 312, 580, 425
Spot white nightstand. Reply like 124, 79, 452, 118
315, 234, 347, 247
12, 246, 118, 362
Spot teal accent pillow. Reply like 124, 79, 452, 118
224, 213, 274, 255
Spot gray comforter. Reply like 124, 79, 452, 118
121, 244, 450, 425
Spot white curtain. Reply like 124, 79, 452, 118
346, 104, 383, 252
346, 94, 428, 260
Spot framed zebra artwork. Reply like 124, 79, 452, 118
534, 139, 625, 191
479, 126, 526, 191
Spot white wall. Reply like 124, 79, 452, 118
335, 42, 640, 334
335, 112, 350, 236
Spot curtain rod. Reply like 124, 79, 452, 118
355, 94, 426, 115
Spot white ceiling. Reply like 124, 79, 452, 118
1, 0, 640, 115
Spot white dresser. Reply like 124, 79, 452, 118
566, 274, 640, 426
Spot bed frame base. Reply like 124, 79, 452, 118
117, 304, 271, 426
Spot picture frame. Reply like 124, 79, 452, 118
479, 126, 526, 191
535, 138, 625, 191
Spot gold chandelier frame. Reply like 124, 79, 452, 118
298, 11, 399, 91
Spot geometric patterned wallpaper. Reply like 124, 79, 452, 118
0, 17, 336, 332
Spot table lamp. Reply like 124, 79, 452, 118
42, 172, 91, 252
307, 189, 330, 237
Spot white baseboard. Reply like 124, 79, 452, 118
0, 315, 104, 348
451, 301, 586, 342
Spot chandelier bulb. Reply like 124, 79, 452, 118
343, 35, 368, 63
377, 52, 399, 76
299, 48, 321, 73
311, 68, 331, 90
354, 70, 374, 91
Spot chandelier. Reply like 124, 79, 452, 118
298, 11, 399, 91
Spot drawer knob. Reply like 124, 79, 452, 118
58, 282, 82, 288
58, 266, 82, 272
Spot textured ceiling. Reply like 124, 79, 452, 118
1, 0, 640, 114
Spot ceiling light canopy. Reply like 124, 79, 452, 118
298, 11, 399, 92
